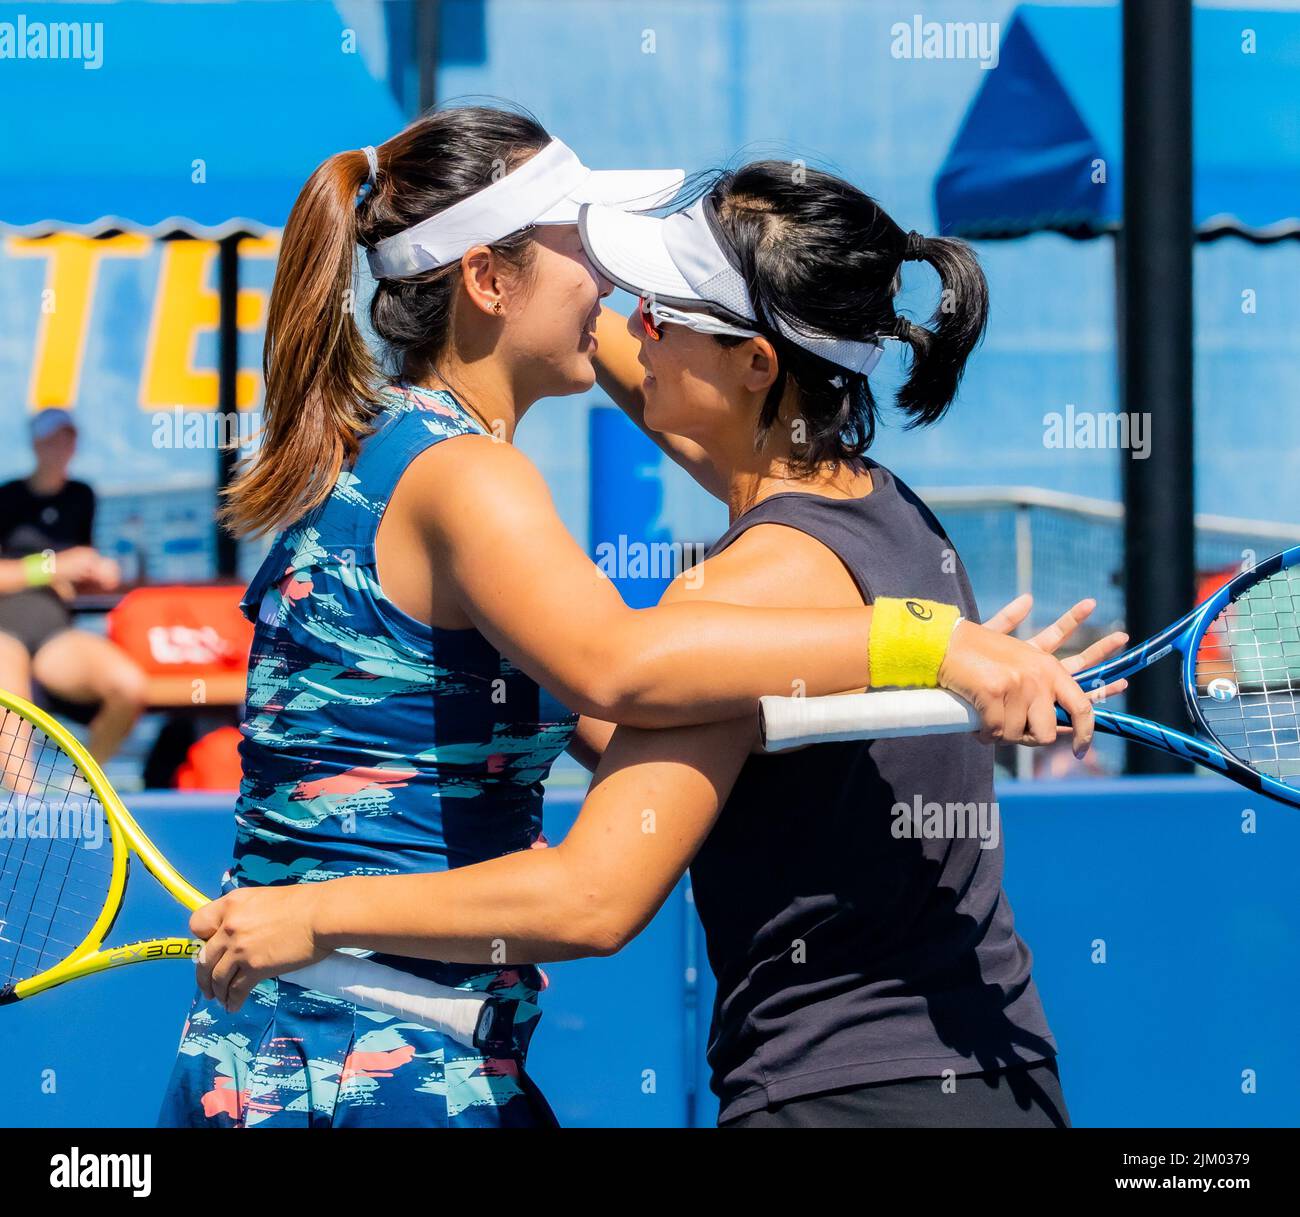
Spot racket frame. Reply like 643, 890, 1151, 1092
0, 689, 208, 1002
757, 546, 1300, 809
1066, 545, 1300, 807
0, 689, 516, 1055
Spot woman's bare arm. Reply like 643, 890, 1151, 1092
385, 426, 1095, 742
406, 433, 879, 728
190, 530, 1119, 1007
319, 714, 752, 961
0, 560, 31, 595
191, 538, 804, 1003
193, 712, 754, 1007
314, 536, 842, 948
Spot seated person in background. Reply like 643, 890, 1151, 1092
0, 408, 148, 761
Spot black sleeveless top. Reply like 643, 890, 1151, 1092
691, 459, 1058, 1122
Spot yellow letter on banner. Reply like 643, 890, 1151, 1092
7, 234, 150, 408
141, 236, 276, 411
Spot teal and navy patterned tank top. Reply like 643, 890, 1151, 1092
231, 382, 575, 892
158, 383, 575, 1127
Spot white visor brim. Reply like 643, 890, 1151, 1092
579, 204, 700, 302
533, 168, 686, 225
367, 138, 685, 279
581, 197, 889, 377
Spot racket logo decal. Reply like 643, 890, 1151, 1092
1207, 677, 1238, 702
108, 941, 200, 966
904, 600, 933, 622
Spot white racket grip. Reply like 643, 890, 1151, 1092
283, 953, 491, 1049
759, 689, 981, 751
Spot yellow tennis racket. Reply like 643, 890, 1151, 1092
0, 688, 515, 1054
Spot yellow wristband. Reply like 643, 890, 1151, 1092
869, 597, 962, 688
21, 552, 54, 588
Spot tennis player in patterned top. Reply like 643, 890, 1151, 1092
160, 106, 1100, 1127
160, 383, 571, 1126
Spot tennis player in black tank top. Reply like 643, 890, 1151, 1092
696, 469, 1071, 1126
188, 161, 1123, 1127
576, 166, 1120, 1127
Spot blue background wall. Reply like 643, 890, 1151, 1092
2, 778, 1296, 1128
2, 0, 1298, 1130
2, 0, 1297, 549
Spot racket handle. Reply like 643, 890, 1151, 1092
284, 954, 514, 1056
759, 689, 981, 751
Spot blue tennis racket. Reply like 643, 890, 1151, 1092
759, 545, 1300, 808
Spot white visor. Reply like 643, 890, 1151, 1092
367, 138, 684, 280
580, 197, 889, 377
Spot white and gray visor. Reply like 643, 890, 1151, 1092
579, 196, 888, 376
367, 138, 685, 280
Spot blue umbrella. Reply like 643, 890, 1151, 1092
2, 0, 415, 573
936, 4, 1300, 241
935, 2, 1299, 772
2, 0, 409, 236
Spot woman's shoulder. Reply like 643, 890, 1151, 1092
350, 383, 500, 493
663, 519, 863, 611
387, 416, 550, 543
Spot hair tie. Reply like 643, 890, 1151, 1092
362, 145, 379, 189
902, 230, 926, 262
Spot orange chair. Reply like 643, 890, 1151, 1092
106, 584, 253, 708
174, 725, 245, 790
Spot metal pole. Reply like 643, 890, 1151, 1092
1014, 504, 1034, 780
417, 0, 440, 113
682, 882, 699, 1128
1121, 0, 1195, 773
215, 234, 240, 579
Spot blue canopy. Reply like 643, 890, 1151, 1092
936, 4, 1300, 242
1, 1, 410, 236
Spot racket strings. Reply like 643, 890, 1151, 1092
0, 860, 110, 914
1194, 564, 1300, 785
0, 707, 114, 988
0, 849, 113, 917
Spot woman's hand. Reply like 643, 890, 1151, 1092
46, 545, 105, 600
984, 594, 1129, 705
191, 885, 332, 1014
941, 595, 1133, 754
938, 613, 1098, 757
90, 554, 122, 592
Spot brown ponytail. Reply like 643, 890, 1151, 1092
222, 103, 550, 538
220, 148, 380, 538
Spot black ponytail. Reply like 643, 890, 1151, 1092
708, 162, 989, 471
891, 233, 989, 428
